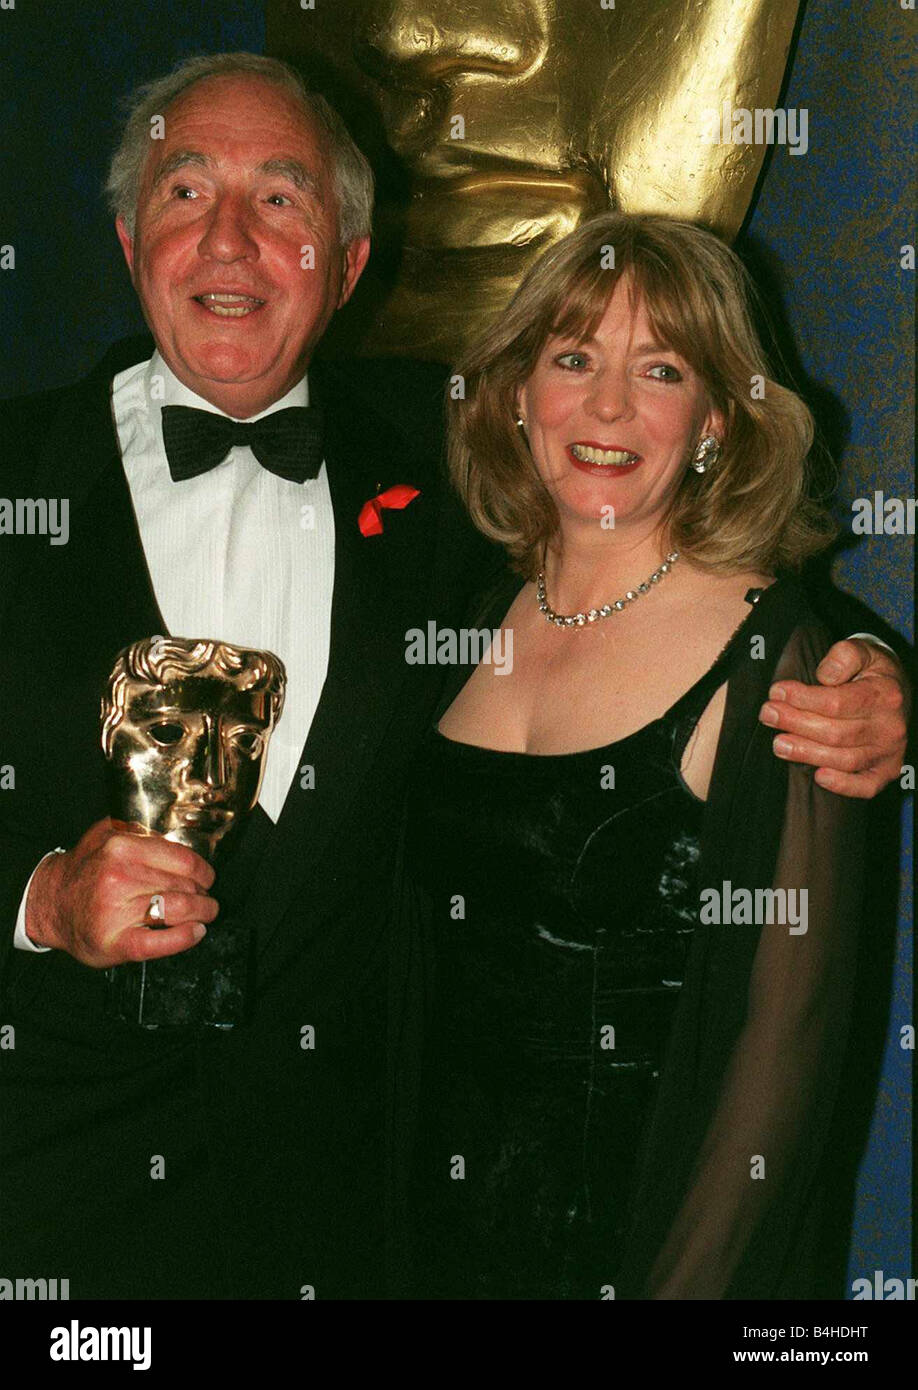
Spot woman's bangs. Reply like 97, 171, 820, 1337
547, 257, 623, 345
632, 260, 710, 375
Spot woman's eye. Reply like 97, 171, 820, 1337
555, 351, 589, 370
172, 186, 198, 200
266, 193, 293, 207
646, 363, 683, 382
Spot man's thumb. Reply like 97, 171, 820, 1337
816, 638, 867, 685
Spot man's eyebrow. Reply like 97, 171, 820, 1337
149, 152, 321, 199
150, 150, 211, 189
256, 158, 321, 197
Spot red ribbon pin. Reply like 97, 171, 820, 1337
358, 484, 420, 537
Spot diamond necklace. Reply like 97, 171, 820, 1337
536, 551, 680, 628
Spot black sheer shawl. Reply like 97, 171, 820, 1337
617, 576, 867, 1298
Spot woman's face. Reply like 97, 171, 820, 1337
516, 277, 723, 539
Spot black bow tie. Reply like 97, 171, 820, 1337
161, 403, 324, 484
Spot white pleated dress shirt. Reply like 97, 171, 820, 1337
15, 350, 334, 950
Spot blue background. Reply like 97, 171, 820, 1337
742, 0, 912, 1287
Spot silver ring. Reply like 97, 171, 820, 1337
147, 893, 166, 924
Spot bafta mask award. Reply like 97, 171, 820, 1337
101, 636, 286, 1029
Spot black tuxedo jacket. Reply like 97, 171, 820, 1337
0, 336, 498, 1299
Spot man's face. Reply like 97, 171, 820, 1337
116, 74, 370, 417
268, 0, 799, 362
108, 675, 273, 857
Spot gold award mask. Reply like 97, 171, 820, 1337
101, 636, 287, 861
101, 637, 286, 1029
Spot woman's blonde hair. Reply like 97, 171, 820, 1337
447, 212, 836, 579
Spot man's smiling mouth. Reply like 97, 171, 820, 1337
193, 292, 266, 318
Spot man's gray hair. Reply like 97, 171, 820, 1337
106, 52, 374, 245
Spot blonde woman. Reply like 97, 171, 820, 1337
404, 213, 876, 1299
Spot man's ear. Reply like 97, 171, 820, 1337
115, 216, 135, 278
337, 236, 371, 309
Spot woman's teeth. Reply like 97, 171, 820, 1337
570, 444, 640, 465
196, 293, 264, 317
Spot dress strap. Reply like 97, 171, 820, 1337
664, 583, 775, 769
432, 566, 526, 722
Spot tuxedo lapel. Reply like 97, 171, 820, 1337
246, 362, 440, 969
8, 336, 169, 640
1, 346, 171, 841
17, 350, 170, 638
18, 338, 153, 540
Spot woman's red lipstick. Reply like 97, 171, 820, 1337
566, 443, 643, 477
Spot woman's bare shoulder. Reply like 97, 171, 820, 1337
676, 563, 777, 602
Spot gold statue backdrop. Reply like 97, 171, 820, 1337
268, 0, 801, 361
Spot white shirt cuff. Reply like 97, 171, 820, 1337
847, 632, 896, 658
13, 849, 65, 952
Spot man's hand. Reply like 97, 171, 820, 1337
25, 818, 218, 968
759, 638, 910, 799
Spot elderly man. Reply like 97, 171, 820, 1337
0, 53, 907, 1301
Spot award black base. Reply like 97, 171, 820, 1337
106, 918, 252, 1029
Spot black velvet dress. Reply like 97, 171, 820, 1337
406, 595, 763, 1300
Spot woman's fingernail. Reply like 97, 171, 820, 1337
773, 737, 793, 756
191, 923, 207, 942
760, 704, 780, 726
769, 685, 787, 701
